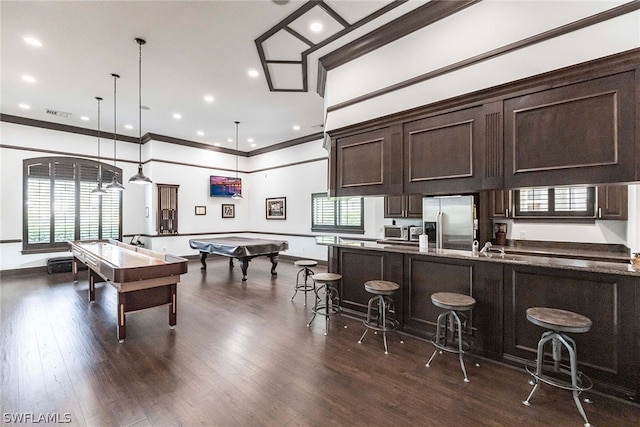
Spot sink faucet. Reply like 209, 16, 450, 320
480, 241, 492, 254
480, 241, 505, 255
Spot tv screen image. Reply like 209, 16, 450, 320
210, 175, 241, 197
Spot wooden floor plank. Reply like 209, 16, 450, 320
1, 257, 639, 426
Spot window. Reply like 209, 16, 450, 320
311, 193, 364, 234
23, 157, 122, 252
514, 186, 595, 218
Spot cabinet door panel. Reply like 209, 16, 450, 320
333, 127, 398, 197
403, 255, 473, 338
597, 185, 627, 220
503, 265, 637, 400
404, 107, 483, 194
384, 195, 405, 218
338, 249, 403, 318
504, 71, 635, 188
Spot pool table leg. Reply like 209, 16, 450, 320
239, 257, 249, 281
199, 252, 208, 270
268, 253, 279, 276
117, 292, 126, 343
169, 284, 177, 328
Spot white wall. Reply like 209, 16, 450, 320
1, 122, 390, 270
324, 2, 639, 130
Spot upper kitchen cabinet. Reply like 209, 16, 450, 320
504, 71, 636, 189
597, 184, 628, 220
403, 105, 491, 195
329, 125, 402, 197
384, 194, 423, 218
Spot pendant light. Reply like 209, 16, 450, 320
106, 73, 125, 191
230, 120, 243, 200
91, 96, 107, 195
128, 37, 152, 184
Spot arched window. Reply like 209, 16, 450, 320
23, 157, 122, 253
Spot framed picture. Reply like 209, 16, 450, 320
222, 204, 235, 219
195, 206, 206, 215
266, 197, 286, 220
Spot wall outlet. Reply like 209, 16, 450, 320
519, 231, 526, 240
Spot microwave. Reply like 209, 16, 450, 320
383, 225, 408, 241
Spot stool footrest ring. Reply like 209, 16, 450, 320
430, 339, 471, 355
525, 362, 593, 392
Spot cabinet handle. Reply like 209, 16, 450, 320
506, 208, 509, 218
598, 207, 602, 219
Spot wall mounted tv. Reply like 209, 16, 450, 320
210, 175, 242, 197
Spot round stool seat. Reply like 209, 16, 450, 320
313, 273, 342, 283
526, 307, 592, 334
295, 259, 318, 268
364, 280, 399, 295
431, 292, 475, 311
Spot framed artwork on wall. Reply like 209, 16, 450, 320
222, 204, 235, 218
266, 197, 286, 220
195, 206, 206, 216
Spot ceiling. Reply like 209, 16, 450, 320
1, 0, 425, 153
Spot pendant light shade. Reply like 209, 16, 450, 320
91, 96, 108, 195
230, 120, 243, 200
128, 37, 152, 184
106, 73, 125, 192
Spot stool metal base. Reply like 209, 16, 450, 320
522, 330, 593, 427
307, 282, 345, 335
426, 309, 473, 382
358, 294, 403, 354
291, 266, 315, 306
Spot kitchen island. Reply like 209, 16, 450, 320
317, 236, 640, 403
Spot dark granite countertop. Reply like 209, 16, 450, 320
316, 236, 640, 277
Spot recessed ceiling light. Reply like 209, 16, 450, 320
293, 125, 300, 131
197, 130, 204, 136
248, 69, 259, 78
80, 116, 90, 121
22, 75, 36, 83
247, 138, 254, 143
310, 22, 323, 32
173, 113, 182, 120
125, 124, 133, 130
24, 37, 42, 47
250, 143, 257, 147
214, 143, 221, 147
204, 95, 214, 103
18, 103, 31, 110
227, 138, 233, 143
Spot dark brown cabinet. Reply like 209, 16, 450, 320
403, 106, 485, 195
384, 194, 423, 218
334, 248, 403, 320
488, 189, 510, 219
329, 125, 402, 197
503, 264, 638, 401
597, 185, 628, 220
504, 71, 636, 189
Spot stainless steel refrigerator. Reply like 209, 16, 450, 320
422, 195, 477, 250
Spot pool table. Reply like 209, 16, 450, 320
189, 236, 289, 281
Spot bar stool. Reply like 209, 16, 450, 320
290, 259, 317, 306
307, 273, 345, 335
522, 307, 593, 427
358, 280, 403, 354
426, 292, 476, 382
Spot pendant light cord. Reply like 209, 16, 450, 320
96, 96, 103, 182
138, 39, 143, 163
112, 74, 119, 166
235, 121, 240, 178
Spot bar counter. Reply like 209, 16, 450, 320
316, 235, 640, 403
316, 236, 640, 277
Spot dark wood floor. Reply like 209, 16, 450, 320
1, 257, 639, 426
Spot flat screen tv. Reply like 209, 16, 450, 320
210, 175, 241, 197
